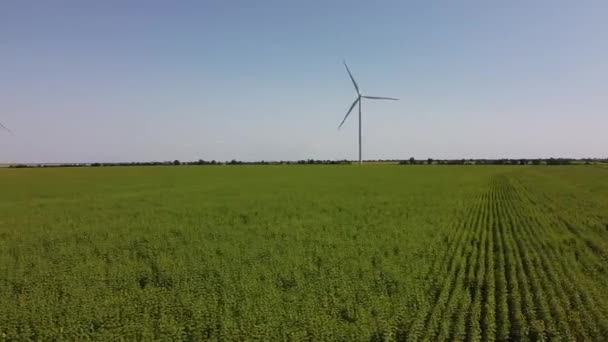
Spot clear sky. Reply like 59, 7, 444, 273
1, 0, 607, 163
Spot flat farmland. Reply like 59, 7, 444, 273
1, 165, 608, 341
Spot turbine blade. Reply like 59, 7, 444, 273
343, 61, 360, 95
338, 98, 360, 129
362, 96, 399, 100
0, 122, 12, 134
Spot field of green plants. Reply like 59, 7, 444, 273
1, 165, 607, 341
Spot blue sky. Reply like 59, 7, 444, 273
1, 0, 607, 163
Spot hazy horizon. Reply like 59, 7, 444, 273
1, 156, 605, 166
2, 1, 608, 163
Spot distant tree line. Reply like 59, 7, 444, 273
7, 159, 352, 168
7, 158, 608, 169
398, 158, 608, 165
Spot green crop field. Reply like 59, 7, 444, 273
1, 165, 608, 341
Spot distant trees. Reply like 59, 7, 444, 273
546, 158, 572, 165
294, 159, 350, 165
399, 158, 417, 165
396, 158, 587, 166
193, 159, 218, 165
6, 157, 602, 169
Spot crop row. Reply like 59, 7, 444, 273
403, 175, 608, 341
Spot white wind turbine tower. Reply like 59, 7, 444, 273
339, 61, 398, 165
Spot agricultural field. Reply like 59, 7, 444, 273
1, 165, 608, 341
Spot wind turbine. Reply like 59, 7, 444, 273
0, 121, 12, 134
339, 61, 398, 165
